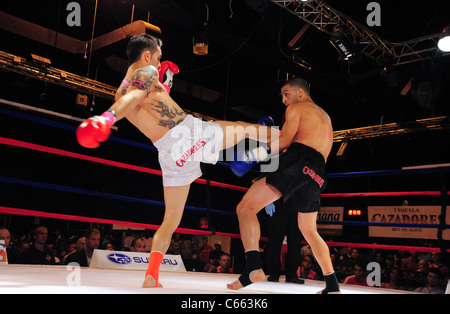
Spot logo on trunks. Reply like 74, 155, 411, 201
176, 139, 206, 167
303, 166, 324, 188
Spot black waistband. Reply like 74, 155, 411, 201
286, 142, 325, 165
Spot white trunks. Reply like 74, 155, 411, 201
153, 115, 224, 186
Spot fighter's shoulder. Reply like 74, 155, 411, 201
132, 65, 159, 92
133, 65, 158, 81
287, 102, 311, 114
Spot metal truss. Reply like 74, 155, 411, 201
271, 0, 447, 65
2, 50, 449, 141
333, 116, 450, 143
0, 50, 216, 121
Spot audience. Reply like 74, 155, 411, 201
2, 223, 448, 293
297, 255, 318, 280
64, 228, 100, 267
414, 268, 446, 294
343, 261, 370, 286
21, 226, 56, 265
216, 253, 233, 273
130, 237, 147, 252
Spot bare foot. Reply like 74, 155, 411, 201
142, 275, 163, 288
227, 269, 265, 290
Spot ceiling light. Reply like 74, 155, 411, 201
193, 32, 208, 56
330, 28, 358, 61
193, 3, 209, 56
437, 26, 450, 52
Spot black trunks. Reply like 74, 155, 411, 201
259, 142, 327, 213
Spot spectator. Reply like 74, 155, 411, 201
414, 268, 445, 294
204, 257, 217, 273
122, 229, 135, 251
65, 228, 100, 267
340, 248, 362, 270
416, 258, 429, 282
209, 241, 225, 267
105, 243, 115, 251
21, 226, 56, 265
181, 239, 200, 271
0, 225, 20, 264
142, 230, 153, 252
401, 251, 418, 272
297, 255, 318, 280
180, 240, 193, 260
216, 253, 233, 274
168, 233, 182, 255
199, 237, 213, 263
381, 267, 405, 290
343, 262, 369, 286
130, 237, 147, 252
66, 241, 77, 256
430, 253, 449, 276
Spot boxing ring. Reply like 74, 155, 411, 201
1, 98, 449, 295
0, 265, 415, 294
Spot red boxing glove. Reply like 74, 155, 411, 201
158, 61, 179, 94
76, 110, 116, 148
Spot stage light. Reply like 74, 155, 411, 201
437, 26, 450, 52
193, 32, 208, 56
330, 27, 359, 61
193, 3, 209, 56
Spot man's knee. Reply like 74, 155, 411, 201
236, 199, 259, 218
298, 222, 318, 239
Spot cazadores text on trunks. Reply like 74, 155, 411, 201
261, 142, 327, 213
153, 114, 224, 186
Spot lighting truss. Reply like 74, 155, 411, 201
0, 50, 216, 121
2, 50, 449, 141
333, 116, 450, 143
271, 0, 447, 65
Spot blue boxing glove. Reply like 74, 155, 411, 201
230, 145, 271, 177
258, 116, 274, 127
265, 203, 276, 217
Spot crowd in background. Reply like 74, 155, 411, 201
0, 224, 448, 293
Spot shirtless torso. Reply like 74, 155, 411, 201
277, 85, 333, 161
114, 64, 187, 144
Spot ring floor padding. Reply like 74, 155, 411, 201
0, 265, 417, 294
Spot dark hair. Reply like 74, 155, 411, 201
282, 77, 310, 95
85, 228, 100, 239
126, 34, 162, 66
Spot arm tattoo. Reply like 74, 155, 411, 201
131, 66, 157, 95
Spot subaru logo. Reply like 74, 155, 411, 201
107, 253, 132, 264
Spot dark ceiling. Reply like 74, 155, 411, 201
1, 0, 449, 168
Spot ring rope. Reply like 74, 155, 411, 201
0, 137, 248, 192
317, 220, 450, 229
0, 105, 252, 172
2, 206, 449, 253
322, 191, 450, 197
2, 105, 449, 252
0, 175, 238, 218
3, 174, 448, 228
2, 137, 448, 197
6, 105, 450, 177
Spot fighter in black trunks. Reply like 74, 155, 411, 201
227, 78, 340, 294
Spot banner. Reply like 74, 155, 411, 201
0, 240, 8, 265
317, 207, 344, 236
90, 249, 186, 272
368, 206, 450, 240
